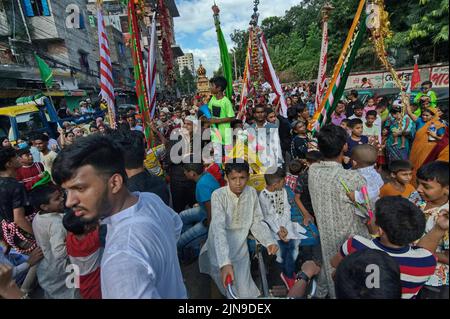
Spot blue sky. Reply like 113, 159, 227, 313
174, 0, 301, 77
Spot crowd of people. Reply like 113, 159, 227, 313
0, 76, 448, 300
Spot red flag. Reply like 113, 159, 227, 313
411, 62, 421, 89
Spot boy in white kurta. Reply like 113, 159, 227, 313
259, 169, 307, 289
199, 162, 278, 298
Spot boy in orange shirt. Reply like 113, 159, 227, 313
380, 160, 416, 198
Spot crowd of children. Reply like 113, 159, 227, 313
0, 77, 448, 299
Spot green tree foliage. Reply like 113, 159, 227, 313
176, 66, 196, 95
230, 0, 448, 81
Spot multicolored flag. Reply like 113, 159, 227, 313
97, 2, 116, 128
315, 16, 329, 111
238, 35, 253, 122
128, 0, 150, 144
309, 0, 366, 132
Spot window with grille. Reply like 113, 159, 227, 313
23, 0, 51, 17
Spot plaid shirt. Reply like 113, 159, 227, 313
307, 102, 315, 117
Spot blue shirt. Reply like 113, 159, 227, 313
416, 118, 446, 136
344, 135, 369, 169
196, 172, 220, 209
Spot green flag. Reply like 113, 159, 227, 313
317, 15, 366, 129
34, 53, 54, 88
213, 13, 233, 100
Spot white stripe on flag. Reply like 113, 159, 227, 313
146, 12, 157, 119
97, 5, 116, 128
261, 34, 288, 118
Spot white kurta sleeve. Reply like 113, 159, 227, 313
250, 193, 277, 248
102, 252, 160, 299
258, 191, 279, 234
49, 220, 68, 264
210, 191, 231, 269
281, 189, 292, 229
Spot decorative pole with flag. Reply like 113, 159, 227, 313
309, 0, 366, 132
146, 11, 158, 121
260, 32, 288, 118
128, 0, 151, 143
212, 3, 233, 100
237, 35, 253, 121
97, 0, 117, 129
314, 3, 333, 112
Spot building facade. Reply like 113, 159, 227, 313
177, 53, 195, 75
0, 0, 184, 107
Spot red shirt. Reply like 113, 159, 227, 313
16, 163, 44, 191
206, 163, 226, 187
66, 228, 102, 299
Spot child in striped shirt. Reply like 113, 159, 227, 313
331, 196, 447, 299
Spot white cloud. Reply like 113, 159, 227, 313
183, 47, 221, 77
174, 0, 301, 77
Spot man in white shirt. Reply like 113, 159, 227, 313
52, 135, 187, 299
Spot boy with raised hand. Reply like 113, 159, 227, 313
331, 196, 447, 299
199, 161, 278, 298
205, 76, 236, 164
416, 161, 449, 299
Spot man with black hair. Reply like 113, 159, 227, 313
331, 196, 447, 299
346, 90, 360, 117
164, 116, 197, 212
249, 105, 284, 170
127, 114, 143, 132
335, 249, 401, 299
177, 160, 220, 262
51, 135, 187, 298
308, 124, 368, 298
110, 130, 169, 205
199, 161, 278, 298
30, 133, 58, 174
30, 184, 77, 299
206, 76, 235, 163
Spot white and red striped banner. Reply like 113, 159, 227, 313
315, 19, 328, 111
261, 33, 287, 118
97, 4, 116, 128
146, 12, 157, 119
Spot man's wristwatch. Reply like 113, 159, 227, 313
296, 271, 311, 283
